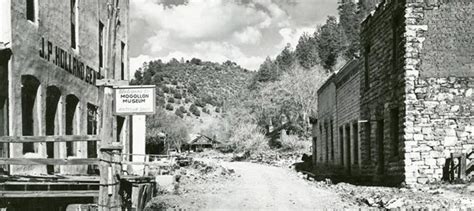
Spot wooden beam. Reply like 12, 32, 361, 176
121, 161, 172, 167
0, 158, 100, 165
0, 190, 98, 198
0, 135, 99, 143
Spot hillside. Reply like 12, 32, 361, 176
131, 59, 254, 134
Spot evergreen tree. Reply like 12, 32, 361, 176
295, 33, 319, 69
253, 57, 279, 84
338, 1, 360, 59
315, 16, 345, 71
275, 43, 295, 73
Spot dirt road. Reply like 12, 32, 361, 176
200, 161, 354, 210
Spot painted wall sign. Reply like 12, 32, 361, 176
39, 37, 98, 85
114, 86, 156, 115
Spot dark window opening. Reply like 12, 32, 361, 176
365, 121, 371, 163
0, 64, 8, 169
45, 86, 61, 174
26, 0, 35, 22
116, 116, 125, 143
392, 12, 403, 74
339, 127, 344, 166
70, 0, 77, 49
99, 21, 104, 76
87, 104, 98, 174
121, 41, 125, 80
330, 120, 334, 161
353, 122, 359, 166
345, 125, 351, 174
319, 124, 323, 162
390, 107, 400, 157
66, 95, 79, 157
324, 123, 328, 163
21, 76, 40, 154
376, 119, 385, 175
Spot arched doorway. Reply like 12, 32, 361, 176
45, 86, 61, 174
65, 95, 79, 157
21, 75, 40, 154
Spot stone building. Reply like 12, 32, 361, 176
0, 0, 131, 176
313, 0, 473, 186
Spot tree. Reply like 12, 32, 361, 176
252, 57, 279, 85
275, 43, 295, 72
189, 104, 201, 116
315, 16, 345, 71
147, 108, 190, 153
339, 1, 360, 59
295, 33, 319, 69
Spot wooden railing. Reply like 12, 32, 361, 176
0, 135, 100, 166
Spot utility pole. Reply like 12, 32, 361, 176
97, 0, 123, 210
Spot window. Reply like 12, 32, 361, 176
121, 41, 125, 80
353, 122, 359, 166
319, 124, 323, 162
87, 104, 98, 174
116, 116, 125, 143
325, 123, 329, 163
390, 107, 400, 157
66, 95, 79, 157
376, 119, 385, 174
365, 121, 371, 162
364, 44, 371, 89
330, 120, 334, 161
99, 21, 104, 76
70, 0, 78, 49
26, 0, 36, 22
21, 76, 40, 154
339, 127, 344, 166
345, 125, 351, 171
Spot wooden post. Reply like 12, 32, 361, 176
98, 0, 122, 210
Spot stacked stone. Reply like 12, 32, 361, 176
404, 0, 474, 185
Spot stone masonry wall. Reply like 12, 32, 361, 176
403, 0, 474, 185
360, 0, 406, 184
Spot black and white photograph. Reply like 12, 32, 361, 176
0, 0, 473, 210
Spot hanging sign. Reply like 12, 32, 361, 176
113, 85, 156, 115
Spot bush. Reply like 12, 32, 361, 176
167, 97, 175, 104
171, 80, 178, 85
162, 86, 170, 93
174, 92, 182, 99
175, 108, 184, 118
279, 135, 311, 152
165, 104, 174, 111
185, 98, 192, 104
179, 106, 187, 113
189, 104, 200, 117
194, 98, 206, 108
228, 123, 269, 154
215, 107, 220, 113
202, 107, 210, 114
157, 98, 166, 107
170, 87, 177, 95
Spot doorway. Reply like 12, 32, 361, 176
45, 86, 61, 174
376, 119, 385, 175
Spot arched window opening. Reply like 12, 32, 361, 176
45, 86, 61, 174
21, 75, 40, 154
87, 104, 98, 174
65, 95, 79, 157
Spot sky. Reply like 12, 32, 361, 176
129, 0, 338, 76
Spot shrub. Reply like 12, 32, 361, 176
202, 107, 210, 114
215, 107, 220, 113
165, 104, 174, 111
157, 98, 166, 107
174, 92, 182, 99
228, 123, 269, 154
170, 87, 177, 95
185, 98, 192, 104
162, 86, 170, 93
279, 135, 310, 152
189, 104, 200, 117
194, 98, 206, 108
167, 97, 175, 104
175, 108, 184, 118
179, 106, 187, 113
171, 80, 178, 85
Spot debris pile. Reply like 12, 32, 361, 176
297, 172, 474, 209
179, 160, 235, 183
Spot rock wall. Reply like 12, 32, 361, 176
403, 0, 474, 185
